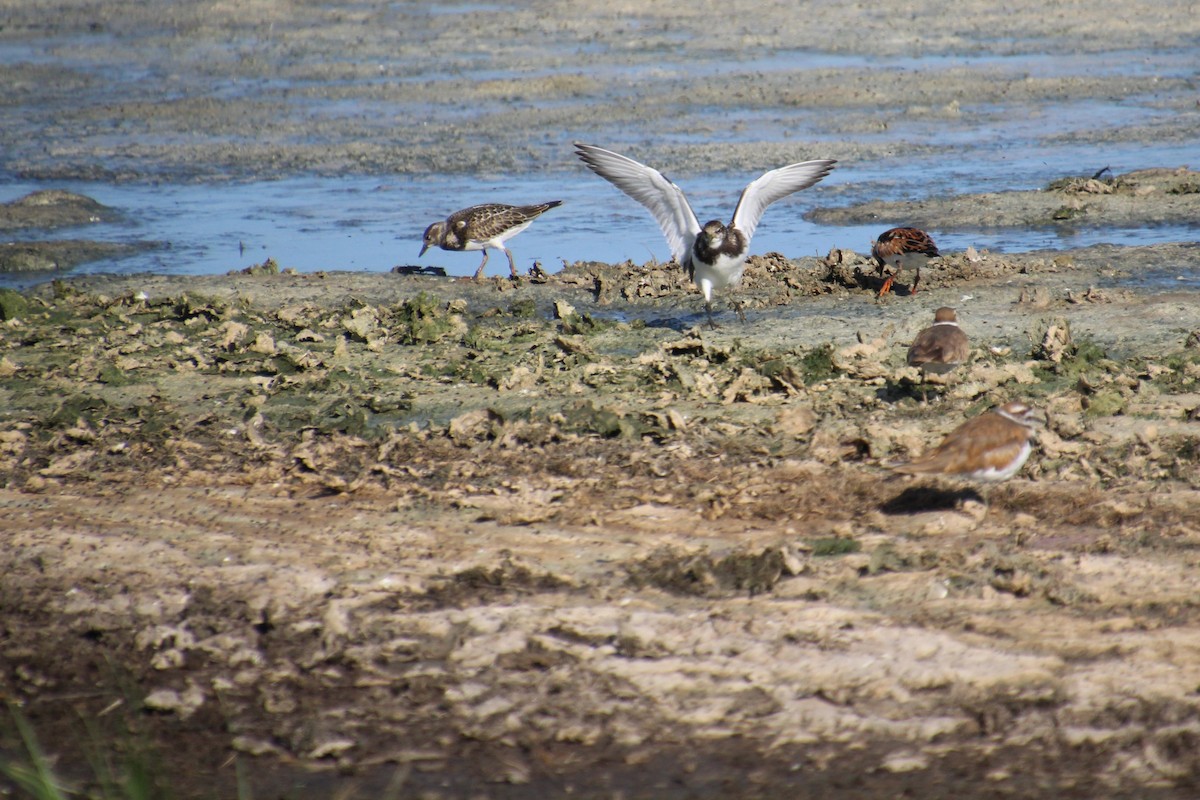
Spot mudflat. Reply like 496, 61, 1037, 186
3, 241, 1200, 797
0, 0, 1197, 181
1, 1, 1199, 798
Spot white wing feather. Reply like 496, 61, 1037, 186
574, 143, 701, 265
731, 159, 836, 244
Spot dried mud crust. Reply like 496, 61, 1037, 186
2, 247, 1200, 798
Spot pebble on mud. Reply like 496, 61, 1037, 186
143, 683, 206, 719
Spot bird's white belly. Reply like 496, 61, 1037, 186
468, 220, 534, 250
691, 251, 747, 293
970, 440, 1032, 481
921, 361, 961, 375
887, 252, 932, 270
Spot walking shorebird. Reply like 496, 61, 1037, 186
890, 401, 1044, 495
419, 201, 562, 279
873, 227, 940, 297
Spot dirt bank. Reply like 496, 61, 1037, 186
810, 168, 1200, 229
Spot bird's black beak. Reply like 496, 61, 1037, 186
418, 242, 429, 257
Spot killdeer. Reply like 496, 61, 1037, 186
892, 401, 1044, 483
574, 142, 836, 326
907, 306, 970, 401
873, 227, 940, 297
419, 201, 562, 279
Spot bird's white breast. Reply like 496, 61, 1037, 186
691, 250, 747, 294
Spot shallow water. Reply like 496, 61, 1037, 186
3, 157, 1195, 292
1, 33, 1197, 289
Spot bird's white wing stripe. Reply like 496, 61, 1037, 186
574, 143, 701, 265
731, 159, 836, 244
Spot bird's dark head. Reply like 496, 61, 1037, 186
419, 221, 445, 256
699, 220, 727, 245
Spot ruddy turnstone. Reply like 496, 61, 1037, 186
574, 142, 836, 326
873, 227, 940, 297
419, 201, 563, 280
907, 306, 970, 400
892, 401, 1043, 483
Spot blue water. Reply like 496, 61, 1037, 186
4, 144, 1194, 292
1, 40, 1197, 290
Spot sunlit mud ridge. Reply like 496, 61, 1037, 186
810, 168, 1200, 229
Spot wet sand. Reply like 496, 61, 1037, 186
0, 0, 1197, 181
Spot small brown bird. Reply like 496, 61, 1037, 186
907, 307, 970, 400
419, 201, 562, 279
892, 401, 1043, 483
873, 227, 940, 297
